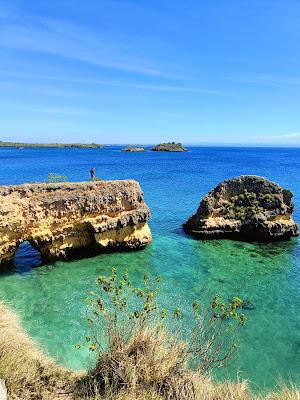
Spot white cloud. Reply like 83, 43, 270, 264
0, 15, 167, 77
0, 70, 236, 96
0, 103, 98, 117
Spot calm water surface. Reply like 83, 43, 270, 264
0, 146, 299, 392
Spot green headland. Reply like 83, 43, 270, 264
0, 141, 102, 148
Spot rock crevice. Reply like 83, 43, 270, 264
0, 180, 152, 265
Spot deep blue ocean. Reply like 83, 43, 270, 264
0, 145, 299, 393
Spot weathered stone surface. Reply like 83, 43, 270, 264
183, 176, 298, 241
0, 180, 152, 266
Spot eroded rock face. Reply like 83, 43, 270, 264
183, 176, 298, 241
0, 180, 152, 266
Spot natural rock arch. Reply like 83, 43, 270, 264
0, 180, 152, 267
13, 240, 42, 271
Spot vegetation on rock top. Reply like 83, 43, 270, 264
217, 190, 280, 221
47, 173, 69, 183
184, 176, 299, 241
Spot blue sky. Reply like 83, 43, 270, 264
0, 0, 300, 145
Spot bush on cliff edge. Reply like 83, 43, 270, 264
75, 269, 247, 399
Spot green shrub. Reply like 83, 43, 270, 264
93, 177, 104, 182
47, 173, 69, 183
77, 269, 247, 399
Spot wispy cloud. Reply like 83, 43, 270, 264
0, 70, 236, 96
0, 102, 188, 120
192, 133, 300, 145
229, 74, 300, 87
0, 103, 98, 117
251, 133, 300, 140
0, 15, 168, 77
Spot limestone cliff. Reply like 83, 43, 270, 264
0, 180, 152, 266
183, 176, 298, 241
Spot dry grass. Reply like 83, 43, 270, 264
76, 326, 194, 400
0, 301, 300, 400
263, 385, 300, 400
93, 327, 187, 389
111, 380, 300, 400
0, 302, 76, 399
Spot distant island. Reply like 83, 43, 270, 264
122, 146, 146, 152
0, 141, 102, 148
151, 142, 187, 152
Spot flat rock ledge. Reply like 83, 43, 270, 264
0, 180, 152, 266
183, 175, 299, 241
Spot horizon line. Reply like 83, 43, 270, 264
1, 140, 300, 149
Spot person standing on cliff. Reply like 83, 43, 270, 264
90, 167, 95, 180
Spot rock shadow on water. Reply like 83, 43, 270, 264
190, 237, 299, 288
185, 238, 298, 331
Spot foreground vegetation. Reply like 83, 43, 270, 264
0, 271, 299, 399
0, 141, 102, 148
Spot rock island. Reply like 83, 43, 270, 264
184, 175, 299, 241
151, 142, 187, 152
122, 147, 146, 152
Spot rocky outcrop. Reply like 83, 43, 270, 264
183, 176, 298, 241
0, 180, 152, 266
122, 147, 146, 152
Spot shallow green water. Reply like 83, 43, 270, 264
1, 236, 300, 392
0, 146, 300, 393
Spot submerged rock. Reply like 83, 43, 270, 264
242, 299, 256, 310
0, 180, 152, 266
183, 176, 298, 241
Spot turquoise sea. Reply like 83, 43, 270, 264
0, 146, 300, 393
